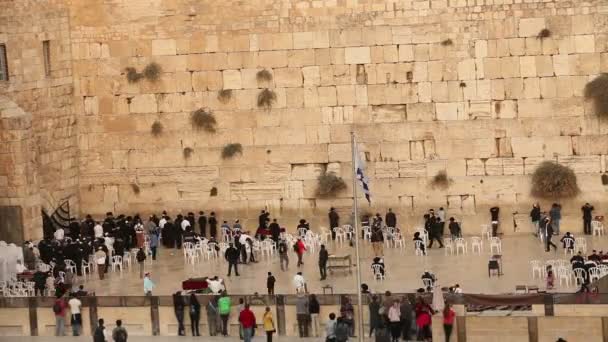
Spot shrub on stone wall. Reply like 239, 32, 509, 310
222, 143, 243, 159
256, 69, 273, 83
217, 89, 232, 104
316, 172, 347, 197
537, 28, 551, 39
584, 74, 608, 116
210, 187, 218, 197
531, 161, 580, 199
440, 38, 453, 46
142, 62, 162, 82
151, 120, 163, 136
190, 108, 216, 133
125, 67, 143, 83
183, 147, 194, 159
257, 88, 277, 110
131, 183, 141, 195
430, 170, 450, 189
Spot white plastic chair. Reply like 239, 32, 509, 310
319, 227, 331, 244
443, 237, 453, 255
575, 237, 587, 254
489, 237, 502, 254
455, 238, 467, 255
481, 224, 491, 240
64, 259, 77, 274
372, 264, 385, 281
562, 238, 575, 255
343, 225, 354, 240
363, 226, 372, 241
573, 268, 587, 285
333, 227, 346, 245
471, 237, 483, 255
592, 221, 604, 236
530, 260, 543, 279
81, 261, 91, 277
111, 256, 123, 272
414, 240, 425, 256
393, 233, 405, 250
122, 251, 132, 268
558, 268, 572, 287
186, 248, 200, 264
589, 267, 601, 282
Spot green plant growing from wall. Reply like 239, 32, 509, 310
316, 172, 347, 197
131, 183, 141, 195
257, 88, 277, 110
125, 67, 143, 83
190, 108, 217, 133
531, 161, 580, 199
151, 120, 163, 136
217, 89, 233, 104
440, 38, 453, 46
222, 143, 243, 159
584, 74, 608, 116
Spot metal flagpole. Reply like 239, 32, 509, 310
351, 131, 364, 342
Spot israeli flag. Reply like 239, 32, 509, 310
353, 140, 371, 203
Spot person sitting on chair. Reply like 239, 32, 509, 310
413, 232, 426, 255
421, 270, 435, 291
560, 232, 575, 249
371, 257, 385, 276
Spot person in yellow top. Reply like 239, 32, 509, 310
263, 306, 275, 342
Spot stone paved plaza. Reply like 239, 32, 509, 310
79, 234, 608, 296
2, 338, 326, 342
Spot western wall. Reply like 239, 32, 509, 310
1, 0, 608, 241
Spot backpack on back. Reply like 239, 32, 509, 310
52, 301, 62, 314
293, 243, 299, 252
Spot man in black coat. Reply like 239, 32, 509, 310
318, 245, 329, 280
225, 243, 240, 276
258, 210, 270, 229
208, 212, 218, 239
329, 207, 340, 240
545, 217, 557, 252
269, 219, 281, 244
385, 208, 397, 228
582, 203, 594, 235
198, 211, 207, 237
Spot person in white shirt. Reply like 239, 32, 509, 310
207, 276, 224, 294
54, 228, 65, 241
93, 223, 103, 238
293, 272, 306, 293
452, 284, 463, 294
68, 295, 82, 336
103, 234, 114, 254
181, 219, 191, 231
159, 216, 167, 229
238, 234, 255, 263
388, 300, 401, 342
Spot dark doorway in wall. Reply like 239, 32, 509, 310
0, 206, 23, 244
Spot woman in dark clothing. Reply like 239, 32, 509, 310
189, 293, 201, 336
209, 212, 218, 239
368, 295, 381, 337
173, 292, 186, 336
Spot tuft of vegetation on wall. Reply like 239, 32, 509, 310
217, 89, 233, 104
430, 170, 450, 189
256, 69, 273, 83
584, 74, 608, 116
531, 161, 580, 199
183, 147, 194, 159
537, 29, 551, 39
221, 143, 243, 159
190, 108, 217, 133
316, 172, 347, 197
151, 120, 163, 136
257, 88, 277, 110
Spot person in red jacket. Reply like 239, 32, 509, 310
239, 303, 256, 342
53, 294, 68, 336
295, 238, 307, 267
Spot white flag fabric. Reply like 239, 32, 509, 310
353, 140, 371, 203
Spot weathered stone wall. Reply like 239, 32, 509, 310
67, 0, 608, 233
3, 0, 608, 236
0, 0, 78, 241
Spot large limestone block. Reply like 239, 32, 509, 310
502, 158, 524, 175
336, 85, 356, 106
151, 39, 176, 56
83, 96, 98, 115
258, 51, 288, 68
302, 66, 320, 86
574, 35, 596, 54
557, 155, 601, 173
457, 59, 476, 80
518, 18, 546, 37
466, 159, 485, 176
229, 182, 284, 201
344, 47, 371, 64
398, 161, 426, 178
274, 68, 303, 88
288, 49, 315, 67
407, 103, 435, 121
192, 71, 223, 91
520, 56, 537, 77
573, 135, 608, 155
129, 94, 157, 114
318, 87, 337, 107
293, 32, 314, 49
328, 143, 351, 162
375, 162, 399, 178
436, 102, 465, 121
501, 57, 520, 78
371, 105, 406, 123
380, 143, 410, 161
222, 70, 242, 90
398, 45, 414, 62
511, 136, 572, 157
